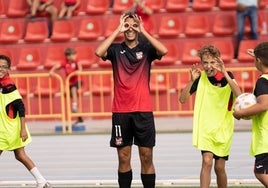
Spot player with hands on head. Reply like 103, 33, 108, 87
233, 42, 268, 188
0, 55, 52, 188
95, 11, 168, 188
179, 45, 241, 188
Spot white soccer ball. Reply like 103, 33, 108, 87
234, 93, 257, 119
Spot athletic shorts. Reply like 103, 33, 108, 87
254, 153, 268, 174
201, 151, 229, 161
110, 112, 156, 148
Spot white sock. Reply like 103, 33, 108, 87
72, 102, 78, 112
30, 167, 46, 184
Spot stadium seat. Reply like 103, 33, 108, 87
6, 0, 29, 18
154, 41, 180, 66
112, 0, 132, 14
0, 20, 24, 43
165, 0, 189, 12
211, 39, 234, 63
103, 15, 124, 41
181, 40, 206, 65
0, 48, 14, 62
24, 20, 49, 42
98, 58, 112, 68
218, 0, 236, 10
77, 17, 104, 41
184, 14, 210, 37
86, 0, 110, 15
237, 40, 260, 63
75, 45, 97, 68
16, 48, 41, 70
157, 14, 183, 38
192, 0, 216, 11
146, 0, 165, 12
91, 74, 112, 95
33, 77, 60, 97
50, 20, 75, 42
43, 46, 65, 69
150, 73, 167, 94
212, 13, 236, 36
0, 0, 6, 17
259, 0, 268, 9
15, 77, 30, 97
232, 70, 259, 92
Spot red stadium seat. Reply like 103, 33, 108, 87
165, 0, 189, 12
0, 20, 24, 43
0, 48, 13, 62
103, 15, 124, 41
16, 48, 41, 70
154, 41, 180, 66
192, 0, 216, 11
146, 0, 165, 12
97, 58, 112, 68
259, 0, 268, 9
33, 77, 60, 97
212, 13, 236, 36
112, 0, 132, 14
0, 0, 6, 17
150, 73, 167, 94
237, 40, 260, 63
50, 20, 75, 42
157, 14, 183, 38
91, 74, 112, 95
86, 0, 110, 15
75, 45, 97, 68
77, 17, 104, 41
6, 0, 29, 18
24, 20, 49, 42
218, 0, 236, 10
181, 40, 206, 65
184, 14, 210, 37
211, 39, 234, 63
43, 46, 65, 69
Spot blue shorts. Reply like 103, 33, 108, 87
110, 112, 156, 147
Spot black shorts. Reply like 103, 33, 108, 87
201, 151, 229, 161
110, 112, 156, 148
254, 153, 268, 174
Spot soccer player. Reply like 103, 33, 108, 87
233, 42, 268, 187
0, 55, 51, 188
95, 11, 167, 188
179, 45, 241, 188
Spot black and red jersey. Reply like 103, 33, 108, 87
104, 42, 162, 112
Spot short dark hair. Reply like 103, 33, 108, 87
198, 45, 221, 60
0, 54, 11, 68
254, 42, 268, 66
64, 48, 76, 56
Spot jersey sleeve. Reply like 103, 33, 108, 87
254, 77, 268, 97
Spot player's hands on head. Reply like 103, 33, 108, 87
212, 57, 225, 73
190, 63, 201, 82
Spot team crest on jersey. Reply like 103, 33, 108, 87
136, 51, 143, 60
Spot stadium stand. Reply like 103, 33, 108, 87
50, 19, 75, 42
112, 0, 132, 14
165, 0, 189, 12
75, 45, 97, 68
6, 0, 29, 18
192, 0, 216, 11
146, 0, 166, 12
77, 17, 104, 41
184, 14, 210, 37
86, 0, 110, 15
237, 40, 262, 63
218, 0, 236, 10
157, 14, 183, 38
24, 20, 49, 42
211, 39, 234, 64
16, 47, 42, 71
0, 19, 24, 43
181, 40, 206, 65
212, 12, 236, 36
43, 45, 65, 69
